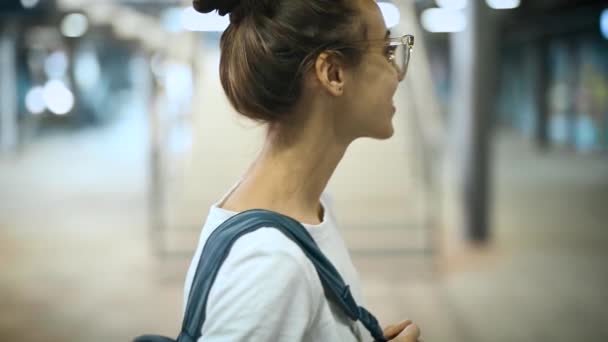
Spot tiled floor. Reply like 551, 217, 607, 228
1, 113, 607, 342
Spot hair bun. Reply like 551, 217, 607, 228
192, 0, 243, 16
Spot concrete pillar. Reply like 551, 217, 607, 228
534, 40, 550, 149
148, 60, 167, 257
447, 0, 497, 243
0, 22, 19, 156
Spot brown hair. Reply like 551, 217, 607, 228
193, 0, 368, 124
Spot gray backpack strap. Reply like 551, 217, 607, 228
179, 209, 387, 342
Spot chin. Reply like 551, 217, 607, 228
368, 125, 395, 140
378, 127, 395, 140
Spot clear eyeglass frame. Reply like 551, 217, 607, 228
300, 34, 415, 83
384, 34, 415, 80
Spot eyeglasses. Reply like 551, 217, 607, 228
298, 34, 415, 83
333, 34, 415, 80
384, 34, 414, 80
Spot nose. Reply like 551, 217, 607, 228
388, 59, 403, 83
393, 64, 404, 83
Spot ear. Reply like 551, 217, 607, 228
314, 51, 345, 97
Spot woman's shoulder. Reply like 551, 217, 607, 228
225, 227, 315, 271
212, 227, 325, 306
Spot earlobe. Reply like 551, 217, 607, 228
315, 52, 345, 96
330, 67, 345, 95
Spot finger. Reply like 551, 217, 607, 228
401, 323, 420, 342
383, 320, 411, 340
383, 319, 412, 340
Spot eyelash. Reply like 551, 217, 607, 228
384, 46, 397, 57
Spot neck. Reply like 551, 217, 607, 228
228, 108, 350, 224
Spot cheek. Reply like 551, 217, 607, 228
347, 59, 397, 109
364, 60, 398, 95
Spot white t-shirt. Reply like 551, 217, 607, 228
183, 187, 368, 342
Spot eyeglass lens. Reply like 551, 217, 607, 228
395, 44, 411, 78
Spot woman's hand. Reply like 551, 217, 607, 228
383, 319, 422, 342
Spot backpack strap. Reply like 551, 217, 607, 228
179, 209, 387, 342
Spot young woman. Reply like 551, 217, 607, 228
184, 0, 421, 341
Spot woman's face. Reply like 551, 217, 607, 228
338, 0, 402, 141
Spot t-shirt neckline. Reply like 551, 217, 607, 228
212, 180, 329, 230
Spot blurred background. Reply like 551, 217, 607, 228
1, 0, 607, 341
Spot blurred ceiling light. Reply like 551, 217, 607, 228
75, 50, 101, 90
162, 7, 185, 33
378, 2, 400, 28
21, 0, 39, 9
421, 8, 466, 33
180, 6, 230, 32
601, 8, 608, 40
486, 0, 520, 9
61, 13, 89, 38
43, 80, 74, 115
436, 0, 467, 10
25, 86, 46, 115
44, 50, 69, 79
